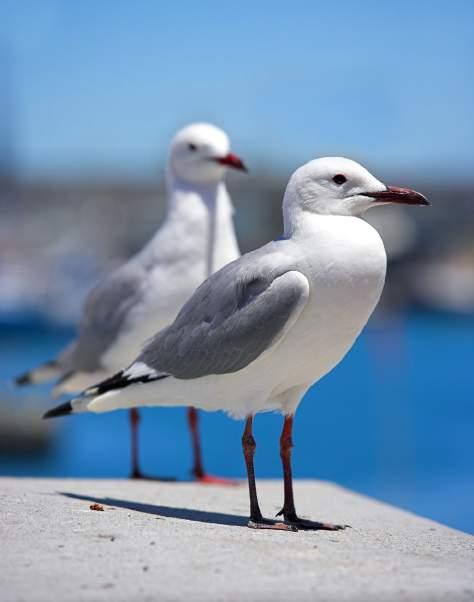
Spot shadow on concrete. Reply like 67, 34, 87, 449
60, 492, 248, 527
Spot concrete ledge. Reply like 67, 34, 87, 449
1, 478, 473, 602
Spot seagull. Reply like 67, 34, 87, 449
44, 157, 428, 530
17, 122, 247, 482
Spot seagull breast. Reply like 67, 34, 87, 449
269, 215, 387, 387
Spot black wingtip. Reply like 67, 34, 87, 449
43, 401, 73, 419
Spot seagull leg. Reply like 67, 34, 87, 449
188, 407, 205, 479
277, 414, 348, 531
187, 407, 237, 485
129, 408, 176, 481
243, 415, 296, 531
129, 408, 144, 479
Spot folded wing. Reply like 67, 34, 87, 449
135, 253, 310, 380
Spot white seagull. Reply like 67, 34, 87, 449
44, 157, 428, 530
17, 122, 247, 481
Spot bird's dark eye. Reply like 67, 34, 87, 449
333, 174, 347, 185
188, 143, 198, 151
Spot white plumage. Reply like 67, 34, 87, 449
46, 156, 428, 530
20, 122, 247, 480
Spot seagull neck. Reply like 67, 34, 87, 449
283, 204, 313, 239
166, 175, 221, 213
165, 174, 240, 276
283, 205, 357, 240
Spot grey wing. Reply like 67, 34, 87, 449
64, 261, 146, 372
138, 252, 309, 379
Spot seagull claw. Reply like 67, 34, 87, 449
248, 518, 298, 532
275, 509, 348, 531
195, 474, 239, 486
284, 517, 349, 531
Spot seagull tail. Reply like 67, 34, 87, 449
15, 360, 61, 387
43, 369, 169, 419
43, 390, 96, 419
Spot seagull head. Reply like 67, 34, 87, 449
284, 157, 429, 218
168, 123, 247, 184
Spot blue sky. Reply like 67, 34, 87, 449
0, 0, 473, 179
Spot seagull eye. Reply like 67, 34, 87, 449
188, 143, 198, 152
332, 174, 347, 185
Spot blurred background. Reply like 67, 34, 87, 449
0, 1, 473, 533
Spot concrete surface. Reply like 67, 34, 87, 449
1, 478, 473, 602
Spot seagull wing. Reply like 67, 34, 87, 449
136, 246, 309, 380
64, 260, 147, 373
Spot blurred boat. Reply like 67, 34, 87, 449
411, 253, 474, 314
0, 393, 53, 456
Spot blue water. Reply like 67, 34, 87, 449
1, 312, 473, 533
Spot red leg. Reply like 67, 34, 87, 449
188, 407, 205, 479
242, 415, 296, 531
129, 408, 144, 479
187, 407, 236, 485
277, 415, 348, 531
129, 408, 176, 481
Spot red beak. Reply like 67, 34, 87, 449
216, 152, 247, 172
364, 186, 429, 206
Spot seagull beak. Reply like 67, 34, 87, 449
364, 186, 430, 206
215, 153, 248, 172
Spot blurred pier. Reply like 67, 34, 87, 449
2, 173, 474, 324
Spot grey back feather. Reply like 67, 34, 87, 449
138, 241, 308, 379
